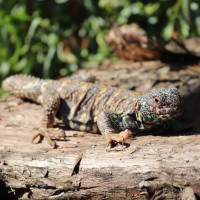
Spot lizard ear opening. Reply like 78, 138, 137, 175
170, 103, 175, 108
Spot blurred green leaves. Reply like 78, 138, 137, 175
0, 0, 200, 97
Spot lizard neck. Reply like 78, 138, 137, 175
135, 101, 160, 130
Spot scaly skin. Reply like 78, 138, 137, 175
2, 74, 184, 148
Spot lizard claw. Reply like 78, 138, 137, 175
32, 127, 66, 148
106, 140, 127, 151
105, 129, 132, 150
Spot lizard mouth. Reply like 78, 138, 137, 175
141, 106, 184, 125
157, 104, 183, 115
158, 106, 184, 120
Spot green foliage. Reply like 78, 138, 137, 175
0, 0, 200, 97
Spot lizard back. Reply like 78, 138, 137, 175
57, 79, 140, 132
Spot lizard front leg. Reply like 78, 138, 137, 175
97, 110, 133, 148
32, 92, 65, 148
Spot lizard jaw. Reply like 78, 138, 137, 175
156, 106, 184, 120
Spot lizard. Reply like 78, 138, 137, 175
2, 73, 183, 148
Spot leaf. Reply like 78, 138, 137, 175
162, 20, 175, 40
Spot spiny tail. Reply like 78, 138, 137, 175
2, 75, 45, 103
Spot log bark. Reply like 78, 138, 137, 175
1, 60, 200, 199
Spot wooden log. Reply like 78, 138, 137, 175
0, 93, 200, 199
1, 60, 200, 199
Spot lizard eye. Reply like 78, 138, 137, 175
152, 96, 160, 104
154, 98, 159, 103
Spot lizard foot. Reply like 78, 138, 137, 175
32, 127, 66, 148
105, 129, 132, 150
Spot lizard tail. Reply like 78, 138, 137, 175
2, 75, 44, 102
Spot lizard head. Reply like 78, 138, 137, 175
137, 88, 183, 125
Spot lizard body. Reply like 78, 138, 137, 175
2, 74, 183, 148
